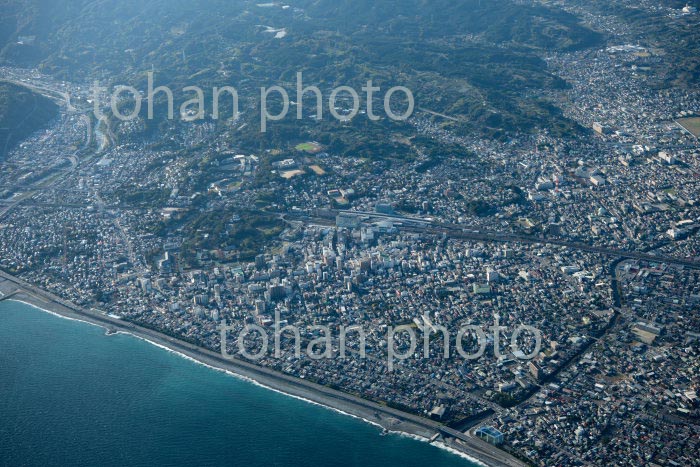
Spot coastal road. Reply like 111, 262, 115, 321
0, 269, 526, 467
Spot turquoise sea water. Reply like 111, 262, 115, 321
0, 301, 479, 467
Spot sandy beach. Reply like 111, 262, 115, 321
0, 270, 525, 467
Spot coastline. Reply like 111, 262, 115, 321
0, 271, 525, 467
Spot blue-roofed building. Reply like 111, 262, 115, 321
476, 426, 504, 445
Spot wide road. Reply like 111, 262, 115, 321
425, 223, 700, 270
283, 210, 700, 270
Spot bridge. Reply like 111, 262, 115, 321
438, 425, 472, 442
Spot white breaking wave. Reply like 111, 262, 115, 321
8, 299, 486, 466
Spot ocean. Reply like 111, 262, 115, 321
0, 301, 480, 467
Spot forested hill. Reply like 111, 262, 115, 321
0, 81, 58, 159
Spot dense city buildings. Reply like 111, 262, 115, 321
1, 0, 699, 465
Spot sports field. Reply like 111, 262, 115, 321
295, 142, 323, 153
677, 117, 700, 138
